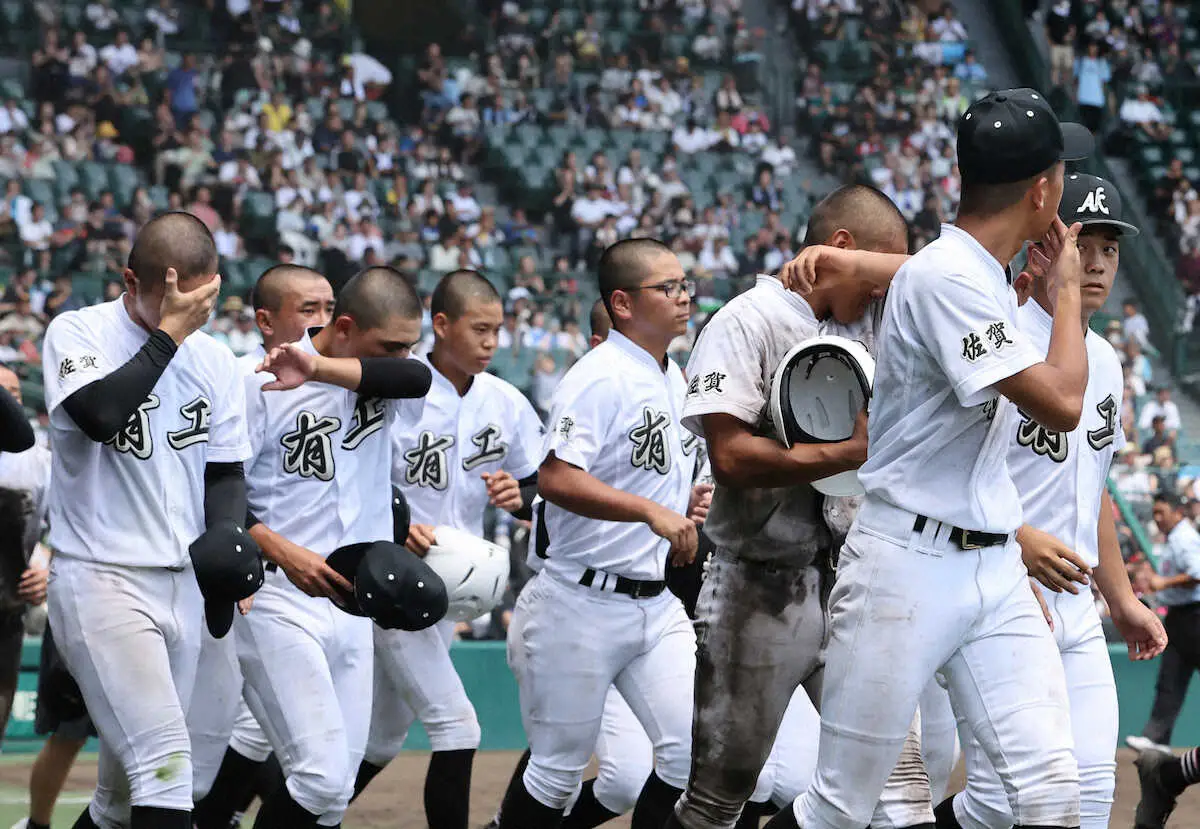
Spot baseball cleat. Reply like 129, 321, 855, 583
1128, 735, 1173, 754
8, 820, 26, 829
1134, 749, 1180, 829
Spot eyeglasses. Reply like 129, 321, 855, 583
628, 279, 697, 300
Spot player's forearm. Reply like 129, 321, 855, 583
0, 385, 33, 453
203, 461, 247, 530
709, 432, 862, 489
310, 355, 432, 399
1094, 491, 1139, 614
854, 252, 910, 288
511, 473, 538, 521
1043, 286, 1088, 407
61, 329, 178, 442
538, 458, 660, 524
247, 521, 294, 569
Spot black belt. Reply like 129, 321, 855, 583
265, 562, 278, 573
913, 516, 1007, 551
579, 568, 666, 599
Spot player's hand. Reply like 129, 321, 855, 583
17, 565, 47, 606
1013, 241, 1050, 306
1018, 524, 1091, 594
687, 482, 713, 526
257, 343, 318, 391
237, 596, 254, 615
779, 245, 855, 295
274, 538, 353, 602
1043, 218, 1083, 309
158, 268, 221, 345
483, 471, 523, 512
648, 505, 698, 566
1147, 573, 1169, 593
406, 523, 438, 558
1029, 577, 1053, 631
1110, 597, 1168, 661
842, 408, 869, 467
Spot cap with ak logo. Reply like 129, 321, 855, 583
1059, 173, 1140, 237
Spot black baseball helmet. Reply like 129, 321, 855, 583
392, 486, 411, 545
189, 521, 265, 639
325, 540, 449, 631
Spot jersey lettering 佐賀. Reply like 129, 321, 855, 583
682, 275, 830, 564
857, 224, 1042, 533
43, 298, 250, 567
392, 355, 543, 536
1008, 300, 1124, 568
538, 330, 694, 582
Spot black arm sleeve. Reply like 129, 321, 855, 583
0, 386, 34, 453
357, 358, 432, 399
61, 329, 178, 443
510, 473, 538, 521
204, 462, 247, 530
245, 509, 261, 530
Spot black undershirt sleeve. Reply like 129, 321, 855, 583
0, 386, 34, 453
61, 329, 178, 443
511, 473, 538, 521
356, 358, 432, 400
204, 462, 247, 530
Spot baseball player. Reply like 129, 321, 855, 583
1129, 492, 1200, 829
674, 184, 935, 829
40, 211, 253, 829
237, 265, 432, 828
499, 238, 700, 829
352, 269, 544, 829
937, 174, 1168, 829
764, 88, 1095, 829
190, 263, 336, 829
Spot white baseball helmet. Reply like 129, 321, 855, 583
423, 527, 512, 622
769, 335, 875, 497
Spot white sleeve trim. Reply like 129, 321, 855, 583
680, 400, 761, 437
954, 349, 1041, 408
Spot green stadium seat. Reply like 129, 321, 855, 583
618, 10, 639, 30
1141, 146, 1165, 166
79, 161, 110, 199
108, 164, 141, 208
514, 124, 543, 149
240, 191, 276, 240
148, 185, 170, 211
417, 269, 441, 295
22, 179, 54, 210
0, 0, 22, 29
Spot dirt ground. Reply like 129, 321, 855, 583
0, 748, 1197, 827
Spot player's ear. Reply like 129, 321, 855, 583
609, 290, 633, 322
431, 311, 451, 340
255, 308, 272, 337
122, 268, 138, 297
829, 228, 855, 250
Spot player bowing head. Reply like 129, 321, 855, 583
588, 298, 612, 349
250, 265, 335, 349
598, 238, 693, 348
123, 211, 221, 334
430, 269, 504, 379
325, 266, 423, 359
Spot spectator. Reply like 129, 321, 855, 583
100, 29, 139, 77
164, 53, 199, 125
1046, 0, 1076, 88
1143, 415, 1174, 456
1119, 85, 1172, 143
954, 50, 988, 86
86, 0, 120, 32
1073, 40, 1111, 133
1123, 300, 1151, 349
18, 204, 54, 253
1140, 387, 1183, 434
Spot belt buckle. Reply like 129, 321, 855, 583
628, 581, 642, 599
956, 528, 981, 550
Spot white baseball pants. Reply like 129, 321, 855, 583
918, 676, 960, 805
365, 618, 479, 764
792, 502, 1079, 829
230, 697, 273, 763
507, 571, 696, 809
48, 555, 203, 825
187, 627, 243, 800
954, 587, 1116, 829
234, 573, 373, 826
590, 688, 654, 815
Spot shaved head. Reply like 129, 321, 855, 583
597, 238, 673, 320
430, 269, 502, 319
251, 265, 329, 313
334, 266, 421, 330
127, 211, 218, 288
589, 299, 611, 341
803, 184, 909, 253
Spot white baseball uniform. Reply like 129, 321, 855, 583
508, 329, 697, 810
949, 299, 1124, 829
235, 330, 417, 825
365, 354, 542, 764
42, 297, 250, 825
788, 224, 1080, 829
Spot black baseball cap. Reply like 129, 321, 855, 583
957, 88, 1093, 185
325, 541, 449, 631
1058, 173, 1139, 236
189, 521, 265, 639
392, 486, 411, 545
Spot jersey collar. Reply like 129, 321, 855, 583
608, 329, 670, 374
114, 294, 154, 340
939, 224, 1009, 287
418, 351, 471, 399
757, 274, 817, 323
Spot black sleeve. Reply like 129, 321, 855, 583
204, 462, 247, 530
356, 358, 432, 399
509, 473, 538, 521
0, 385, 34, 453
61, 329, 178, 443
245, 509, 261, 530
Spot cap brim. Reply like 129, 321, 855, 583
1078, 218, 1141, 237
1059, 122, 1094, 162
206, 601, 235, 639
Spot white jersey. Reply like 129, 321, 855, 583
392, 354, 543, 536
43, 298, 250, 567
539, 330, 694, 582
244, 331, 421, 553
1008, 301, 1125, 568
0, 443, 51, 557
857, 224, 1042, 534
681, 276, 830, 564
